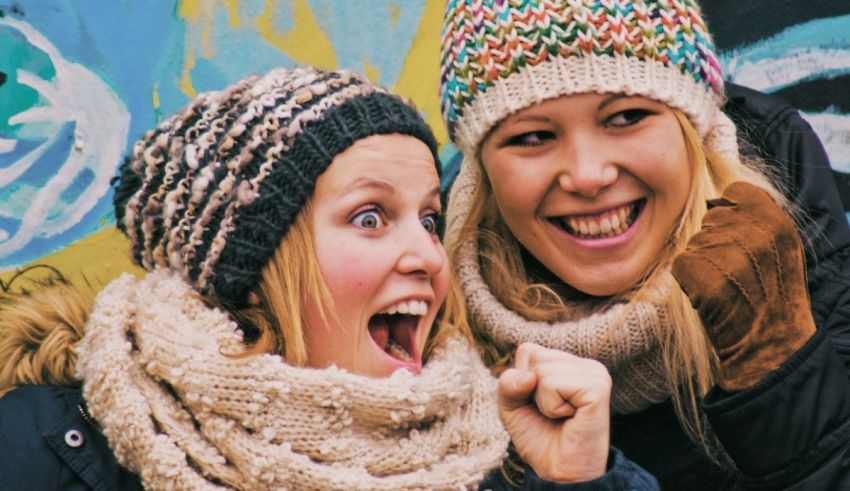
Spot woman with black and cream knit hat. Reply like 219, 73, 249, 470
0, 66, 660, 490
440, 0, 850, 489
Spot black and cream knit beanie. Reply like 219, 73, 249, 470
112, 66, 439, 307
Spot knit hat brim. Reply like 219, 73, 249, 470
452, 55, 727, 156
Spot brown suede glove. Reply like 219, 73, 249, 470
672, 181, 816, 392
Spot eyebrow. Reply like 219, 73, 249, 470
344, 177, 396, 195
597, 93, 629, 111
342, 176, 440, 200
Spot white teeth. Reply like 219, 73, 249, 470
564, 203, 636, 239
379, 300, 428, 316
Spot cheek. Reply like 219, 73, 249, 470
320, 250, 375, 299
434, 256, 451, 302
483, 161, 546, 219
634, 137, 691, 202
314, 237, 377, 306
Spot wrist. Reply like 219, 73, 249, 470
533, 447, 609, 483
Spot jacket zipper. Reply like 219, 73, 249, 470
77, 403, 102, 431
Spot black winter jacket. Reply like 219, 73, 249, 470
0, 384, 658, 490
610, 83, 850, 490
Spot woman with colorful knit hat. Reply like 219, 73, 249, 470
0, 66, 659, 489
440, 0, 850, 489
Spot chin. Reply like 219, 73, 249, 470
560, 266, 647, 298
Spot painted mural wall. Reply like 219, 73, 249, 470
0, 0, 848, 291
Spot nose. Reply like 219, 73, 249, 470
557, 139, 618, 198
395, 220, 445, 278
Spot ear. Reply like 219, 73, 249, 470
246, 291, 261, 306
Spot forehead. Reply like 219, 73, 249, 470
319, 134, 438, 191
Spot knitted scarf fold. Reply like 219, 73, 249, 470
77, 270, 508, 490
447, 157, 671, 415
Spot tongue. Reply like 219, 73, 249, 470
368, 314, 416, 361
390, 316, 415, 356
368, 316, 390, 351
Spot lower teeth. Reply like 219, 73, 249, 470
387, 340, 412, 361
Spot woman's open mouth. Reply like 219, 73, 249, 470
367, 300, 427, 363
551, 200, 644, 239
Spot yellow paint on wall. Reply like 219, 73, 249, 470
176, 0, 201, 19
362, 58, 380, 85
152, 82, 160, 112
177, 0, 217, 58
180, 46, 198, 99
177, 0, 237, 98
256, 0, 337, 70
225, 0, 241, 29
394, 0, 447, 146
390, 3, 401, 28
0, 227, 143, 297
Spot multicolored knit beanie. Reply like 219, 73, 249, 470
439, 0, 736, 158
112, 66, 439, 307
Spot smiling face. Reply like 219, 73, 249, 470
479, 93, 692, 297
303, 134, 448, 377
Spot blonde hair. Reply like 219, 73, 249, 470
0, 203, 470, 396
233, 203, 473, 364
449, 109, 788, 473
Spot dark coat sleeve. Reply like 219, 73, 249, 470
479, 447, 660, 491
724, 82, 850, 269
699, 84, 850, 489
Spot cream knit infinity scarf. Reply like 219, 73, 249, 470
447, 157, 671, 415
77, 270, 508, 490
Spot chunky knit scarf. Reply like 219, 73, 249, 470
447, 158, 671, 415
76, 270, 508, 490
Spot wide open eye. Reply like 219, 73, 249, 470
421, 213, 439, 235
351, 209, 384, 229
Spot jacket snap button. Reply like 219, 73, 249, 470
64, 429, 84, 448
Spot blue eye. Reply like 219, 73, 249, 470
421, 213, 439, 234
352, 209, 383, 229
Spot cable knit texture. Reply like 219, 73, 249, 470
447, 159, 669, 415
76, 270, 508, 490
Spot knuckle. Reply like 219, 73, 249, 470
584, 358, 609, 376
515, 342, 536, 358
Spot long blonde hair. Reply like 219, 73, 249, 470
448, 109, 788, 465
0, 205, 471, 396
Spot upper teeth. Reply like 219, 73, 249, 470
566, 203, 635, 238
379, 300, 428, 316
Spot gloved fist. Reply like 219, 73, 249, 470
672, 181, 816, 392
